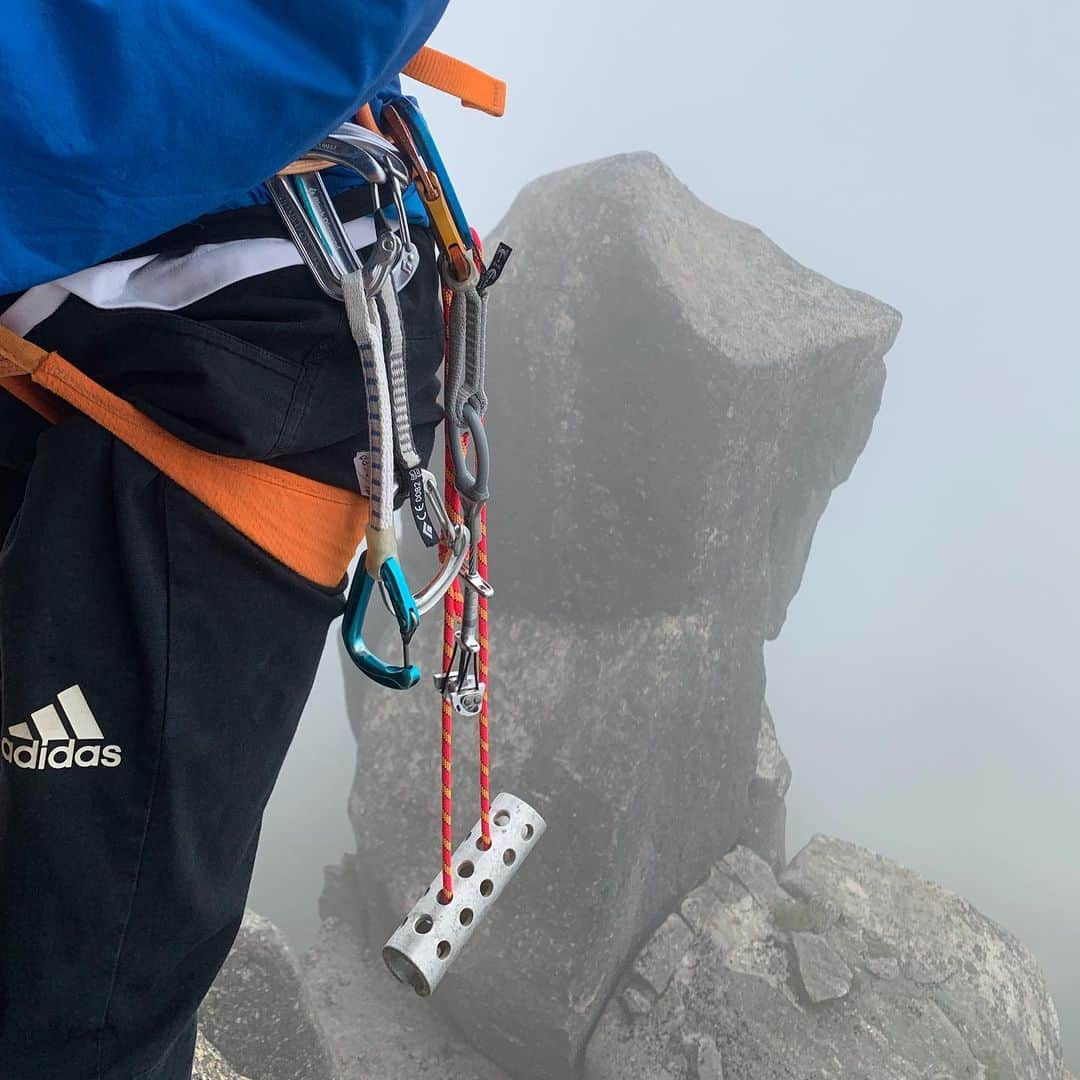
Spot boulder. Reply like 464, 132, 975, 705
584, 836, 1067, 1079
330, 152, 901, 1078
790, 931, 853, 1003
200, 910, 336, 1080
780, 835, 1066, 1076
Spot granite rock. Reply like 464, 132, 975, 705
332, 152, 901, 1079
585, 836, 1068, 1079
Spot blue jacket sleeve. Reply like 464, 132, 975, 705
0, 1, 449, 293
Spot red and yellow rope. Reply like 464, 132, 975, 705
438, 254, 493, 901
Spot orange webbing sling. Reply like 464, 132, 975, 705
402, 47, 506, 117
0, 325, 368, 588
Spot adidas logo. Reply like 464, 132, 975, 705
1, 685, 122, 771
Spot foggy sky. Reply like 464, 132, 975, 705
252, 1, 1080, 1065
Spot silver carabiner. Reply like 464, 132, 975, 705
378, 471, 471, 618
274, 122, 417, 301
412, 472, 471, 616
267, 175, 345, 301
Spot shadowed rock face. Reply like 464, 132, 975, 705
585, 838, 1067, 1080
200, 911, 335, 1080
326, 152, 901, 1079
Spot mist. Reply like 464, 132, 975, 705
251, 0, 1079, 1067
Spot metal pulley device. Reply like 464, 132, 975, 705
273, 101, 543, 994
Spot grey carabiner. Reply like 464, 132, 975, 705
284, 172, 404, 299
377, 473, 471, 617
310, 136, 390, 186
449, 402, 490, 504
294, 173, 361, 276
412, 473, 471, 615
334, 122, 403, 163
267, 176, 346, 301
297, 165, 405, 297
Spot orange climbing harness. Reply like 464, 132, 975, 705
0, 327, 369, 586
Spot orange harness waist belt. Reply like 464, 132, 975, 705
0, 324, 368, 588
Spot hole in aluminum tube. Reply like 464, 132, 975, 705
458, 860, 475, 878
522, 823, 534, 841
480, 879, 494, 897
415, 915, 434, 935
437, 890, 452, 906
476, 836, 492, 851
494, 809, 511, 827
503, 849, 517, 867
459, 908, 474, 926
437, 940, 452, 960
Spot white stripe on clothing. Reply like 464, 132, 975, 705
0, 214, 379, 338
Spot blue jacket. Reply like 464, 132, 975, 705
0, 1, 450, 294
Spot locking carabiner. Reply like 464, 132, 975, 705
342, 525, 421, 691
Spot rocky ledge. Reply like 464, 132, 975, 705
586, 836, 1067, 1080
205, 834, 1072, 1080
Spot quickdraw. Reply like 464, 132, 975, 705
274, 89, 544, 997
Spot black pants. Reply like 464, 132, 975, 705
0, 233, 443, 1078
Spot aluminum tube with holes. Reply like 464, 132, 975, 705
382, 792, 546, 996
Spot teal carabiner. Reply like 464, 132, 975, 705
342, 549, 421, 691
